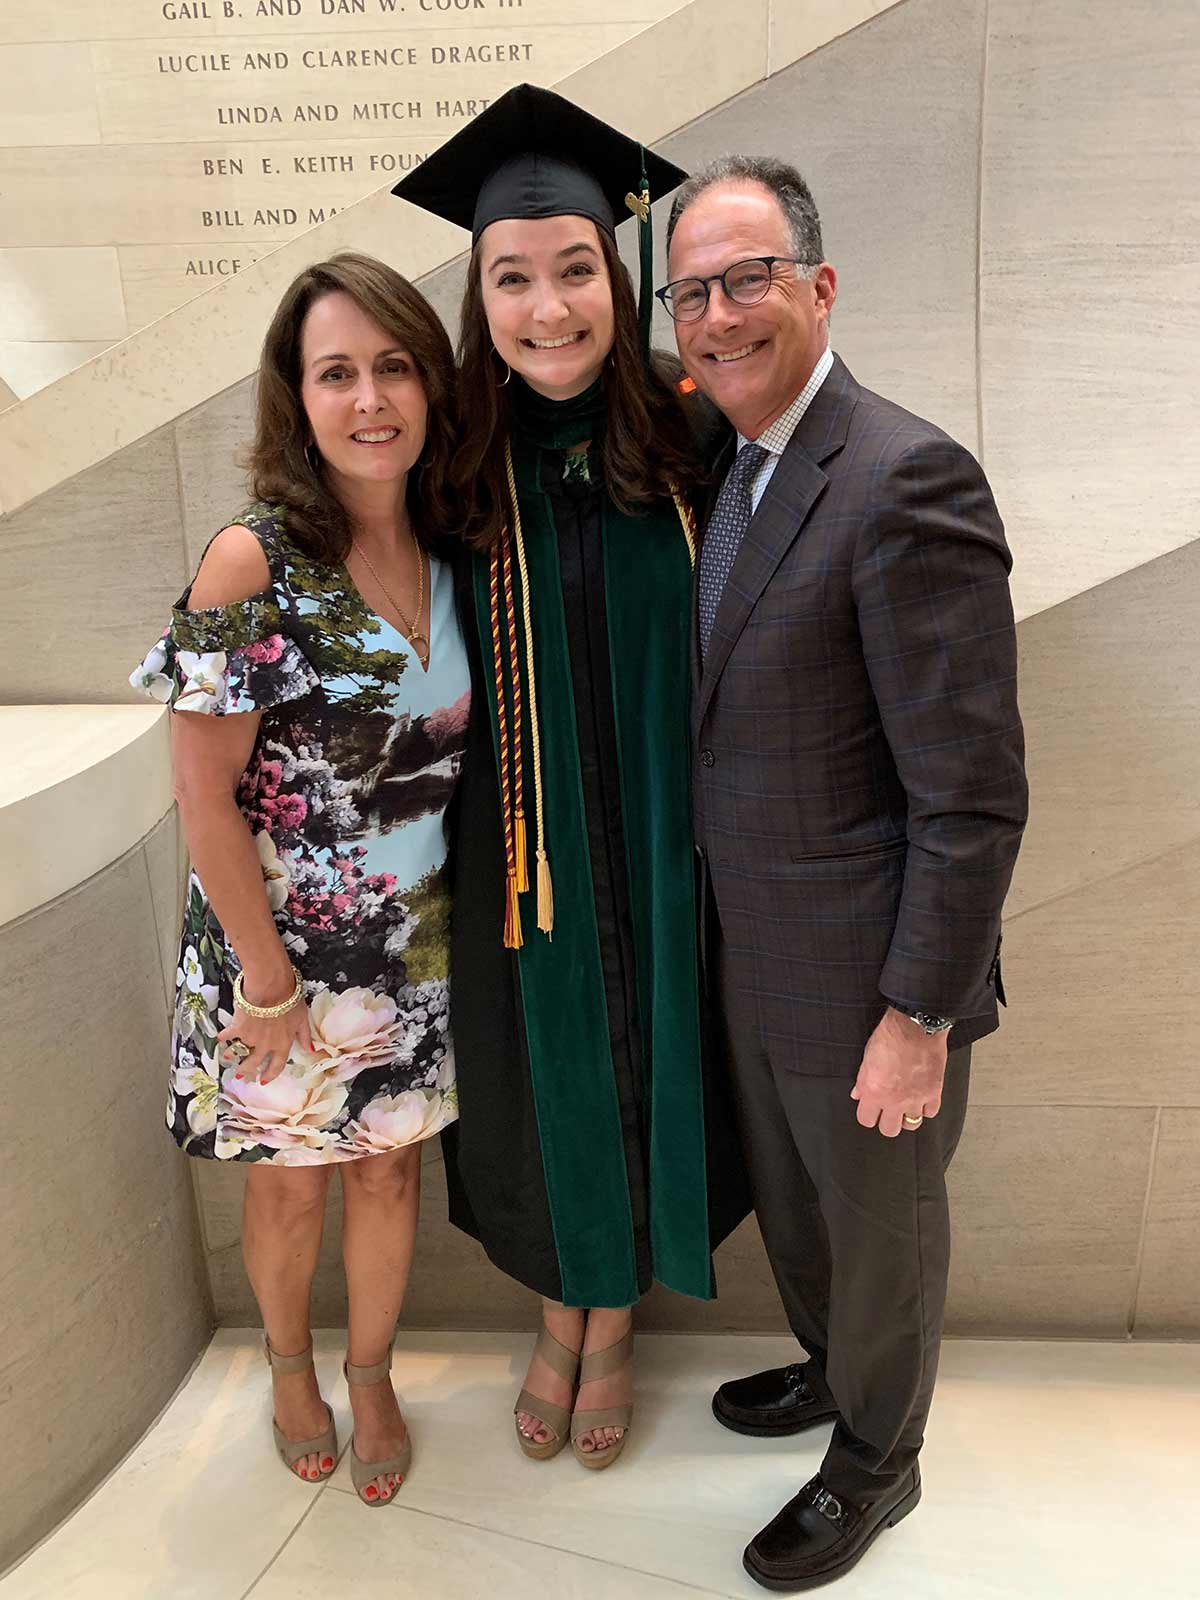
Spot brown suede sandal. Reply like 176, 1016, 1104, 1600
571, 1326, 634, 1470
344, 1347, 412, 1506
264, 1338, 337, 1481
514, 1325, 582, 1461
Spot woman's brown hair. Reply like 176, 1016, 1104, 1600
453, 225, 702, 550
248, 252, 457, 563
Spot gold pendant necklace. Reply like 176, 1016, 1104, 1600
352, 527, 429, 667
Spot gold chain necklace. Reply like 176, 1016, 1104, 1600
352, 527, 429, 667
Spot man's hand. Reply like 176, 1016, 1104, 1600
850, 1007, 949, 1137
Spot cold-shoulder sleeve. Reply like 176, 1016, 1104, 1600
130, 587, 320, 715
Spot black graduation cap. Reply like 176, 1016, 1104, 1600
392, 83, 688, 345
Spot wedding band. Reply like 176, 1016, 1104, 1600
902, 1114, 923, 1130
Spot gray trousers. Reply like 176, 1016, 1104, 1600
717, 925, 971, 1505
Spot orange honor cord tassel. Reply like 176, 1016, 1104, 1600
504, 872, 523, 950
488, 539, 522, 949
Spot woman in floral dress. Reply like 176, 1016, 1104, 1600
131, 253, 469, 1505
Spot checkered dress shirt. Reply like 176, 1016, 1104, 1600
739, 344, 835, 513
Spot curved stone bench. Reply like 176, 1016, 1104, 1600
0, 707, 212, 1574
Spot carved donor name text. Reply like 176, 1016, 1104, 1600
0, 0, 675, 389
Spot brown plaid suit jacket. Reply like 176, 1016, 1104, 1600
693, 355, 1028, 1072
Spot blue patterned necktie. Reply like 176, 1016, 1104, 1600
698, 440, 769, 658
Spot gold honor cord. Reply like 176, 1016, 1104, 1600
505, 439, 554, 937
671, 485, 698, 568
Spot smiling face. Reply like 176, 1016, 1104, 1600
667, 180, 836, 439
299, 289, 429, 495
478, 214, 615, 401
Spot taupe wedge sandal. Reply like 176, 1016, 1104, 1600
514, 1326, 582, 1461
264, 1338, 337, 1480
571, 1326, 634, 1470
343, 1346, 412, 1505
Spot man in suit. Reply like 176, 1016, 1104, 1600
660, 157, 1027, 1591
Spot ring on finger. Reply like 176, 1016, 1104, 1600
226, 1039, 251, 1061
902, 1113, 924, 1130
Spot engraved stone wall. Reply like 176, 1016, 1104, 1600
0, 0, 683, 397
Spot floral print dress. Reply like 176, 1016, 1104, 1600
131, 502, 470, 1165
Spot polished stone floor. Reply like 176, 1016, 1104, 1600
5, 1331, 1198, 1599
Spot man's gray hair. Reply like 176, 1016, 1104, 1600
666, 155, 825, 273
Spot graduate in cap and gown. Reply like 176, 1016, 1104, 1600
393, 84, 748, 1470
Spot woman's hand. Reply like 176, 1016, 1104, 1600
218, 979, 314, 1086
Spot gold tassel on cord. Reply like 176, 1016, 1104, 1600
506, 439, 554, 937
536, 849, 554, 933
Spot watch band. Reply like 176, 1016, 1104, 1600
890, 1003, 954, 1035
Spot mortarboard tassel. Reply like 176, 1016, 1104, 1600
627, 147, 653, 352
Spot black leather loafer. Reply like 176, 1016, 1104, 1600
712, 1363, 840, 1438
743, 1466, 922, 1591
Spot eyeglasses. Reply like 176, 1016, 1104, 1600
654, 256, 809, 322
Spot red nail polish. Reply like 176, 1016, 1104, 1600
365, 1486, 378, 1499
322, 1457, 334, 1470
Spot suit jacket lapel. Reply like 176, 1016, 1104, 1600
695, 355, 859, 729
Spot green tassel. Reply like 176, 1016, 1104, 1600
637, 145, 652, 352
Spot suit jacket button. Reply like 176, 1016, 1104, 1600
700, 748, 715, 767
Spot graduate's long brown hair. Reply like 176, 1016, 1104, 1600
247, 252, 458, 564
453, 225, 701, 551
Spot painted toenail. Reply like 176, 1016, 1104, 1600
365, 1486, 378, 1499
322, 1457, 334, 1469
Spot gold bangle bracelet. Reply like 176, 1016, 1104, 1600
233, 965, 304, 1019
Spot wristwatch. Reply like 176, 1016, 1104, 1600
891, 1003, 954, 1036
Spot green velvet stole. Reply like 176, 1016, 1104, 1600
471, 378, 712, 1306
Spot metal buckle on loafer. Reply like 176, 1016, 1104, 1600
813, 1489, 843, 1521
804, 1480, 846, 1524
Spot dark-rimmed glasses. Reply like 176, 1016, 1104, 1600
655, 256, 808, 322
